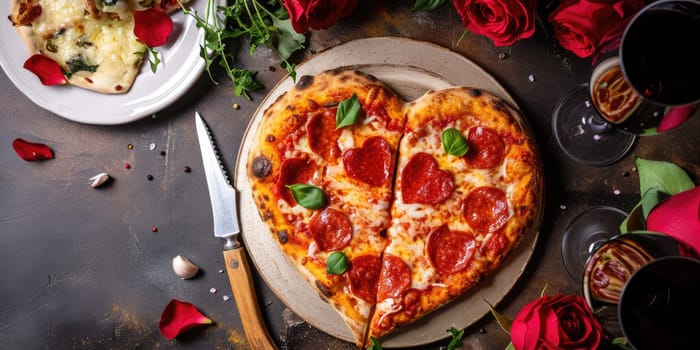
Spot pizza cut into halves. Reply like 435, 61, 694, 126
246, 69, 542, 347
9, 0, 185, 93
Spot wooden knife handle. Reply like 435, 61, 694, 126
223, 248, 278, 350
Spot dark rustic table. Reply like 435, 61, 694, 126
2, 1, 698, 349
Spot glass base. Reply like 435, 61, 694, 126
552, 85, 638, 166
561, 206, 628, 281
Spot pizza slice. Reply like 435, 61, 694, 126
9, 0, 184, 93
246, 69, 406, 345
368, 87, 542, 341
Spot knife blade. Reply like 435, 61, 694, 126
195, 112, 277, 350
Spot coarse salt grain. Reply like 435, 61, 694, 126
584, 100, 591, 108
593, 134, 601, 141
560, 204, 567, 210
209, 288, 217, 294
528, 74, 535, 82
223, 295, 230, 301
149, 143, 156, 151
613, 189, 621, 195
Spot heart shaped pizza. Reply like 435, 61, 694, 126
246, 69, 542, 347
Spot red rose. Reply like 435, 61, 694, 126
647, 186, 700, 256
452, 0, 537, 46
511, 294, 603, 350
283, 0, 359, 33
548, 0, 646, 58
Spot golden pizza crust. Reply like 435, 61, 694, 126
246, 73, 543, 346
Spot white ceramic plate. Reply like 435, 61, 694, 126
235, 37, 542, 348
0, 0, 218, 125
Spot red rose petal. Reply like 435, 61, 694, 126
23, 54, 66, 86
647, 186, 700, 256
657, 104, 696, 132
158, 299, 213, 340
132, 9, 173, 47
12, 138, 54, 161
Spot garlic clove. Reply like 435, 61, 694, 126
89, 172, 111, 188
172, 255, 199, 279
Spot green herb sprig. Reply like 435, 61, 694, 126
180, 0, 305, 100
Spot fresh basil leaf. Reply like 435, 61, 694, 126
442, 128, 469, 156
336, 93, 362, 129
366, 336, 383, 350
286, 184, 325, 209
326, 251, 348, 275
446, 327, 464, 350
413, 0, 447, 11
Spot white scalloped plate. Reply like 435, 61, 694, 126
0, 0, 220, 125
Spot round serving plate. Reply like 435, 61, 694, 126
0, 0, 221, 125
234, 37, 541, 348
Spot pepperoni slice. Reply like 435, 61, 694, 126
377, 254, 411, 302
463, 186, 509, 233
427, 225, 476, 275
400, 152, 454, 204
275, 158, 316, 205
463, 126, 505, 169
307, 109, 341, 161
347, 255, 381, 303
342, 136, 393, 187
308, 208, 352, 251
482, 232, 509, 258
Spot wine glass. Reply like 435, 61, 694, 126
553, 0, 700, 167
557, 0, 700, 282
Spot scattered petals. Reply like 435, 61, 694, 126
23, 54, 67, 86
647, 186, 700, 256
12, 138, 54, 161
132, 9, 174, 47
158, 299, 213, 340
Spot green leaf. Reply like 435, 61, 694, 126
611, 336, 634, 349
413, 0, 447, 11
231, 68, 264, 100
66, 55, 98, 74
620, 158, 694, 233
446, 327, 464, 350
336, 93, 362, 128
636, 158, 694, 197
270, 17, 306, 61
442, 128, 469, 156
366, 336, 383, 350
484, 299, 513, 333
286, 184, 325, 209
146, 46, 161, 73
326, 251, 348, 275
505, 342, 516, 350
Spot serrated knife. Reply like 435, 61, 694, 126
195, 112, 277, 350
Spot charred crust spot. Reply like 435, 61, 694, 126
327, 69, 342, 76
84, 77, 94, 84
469, 88, 482, 97
114, 85, 123, 92
263, 211, 272, 220
265, 134, 275, 142
491, 99, 509, 114
285, 104, 295, 111
323, 102, 340, 108
251, 155, 272, 178
307, 99, 319, 109
365, 73, 378, 82
380, 229, 387, 238
276, 230, 288, 244
295, 75, 314, 90
12, 2, 42, 25
315, 280, 334, 298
